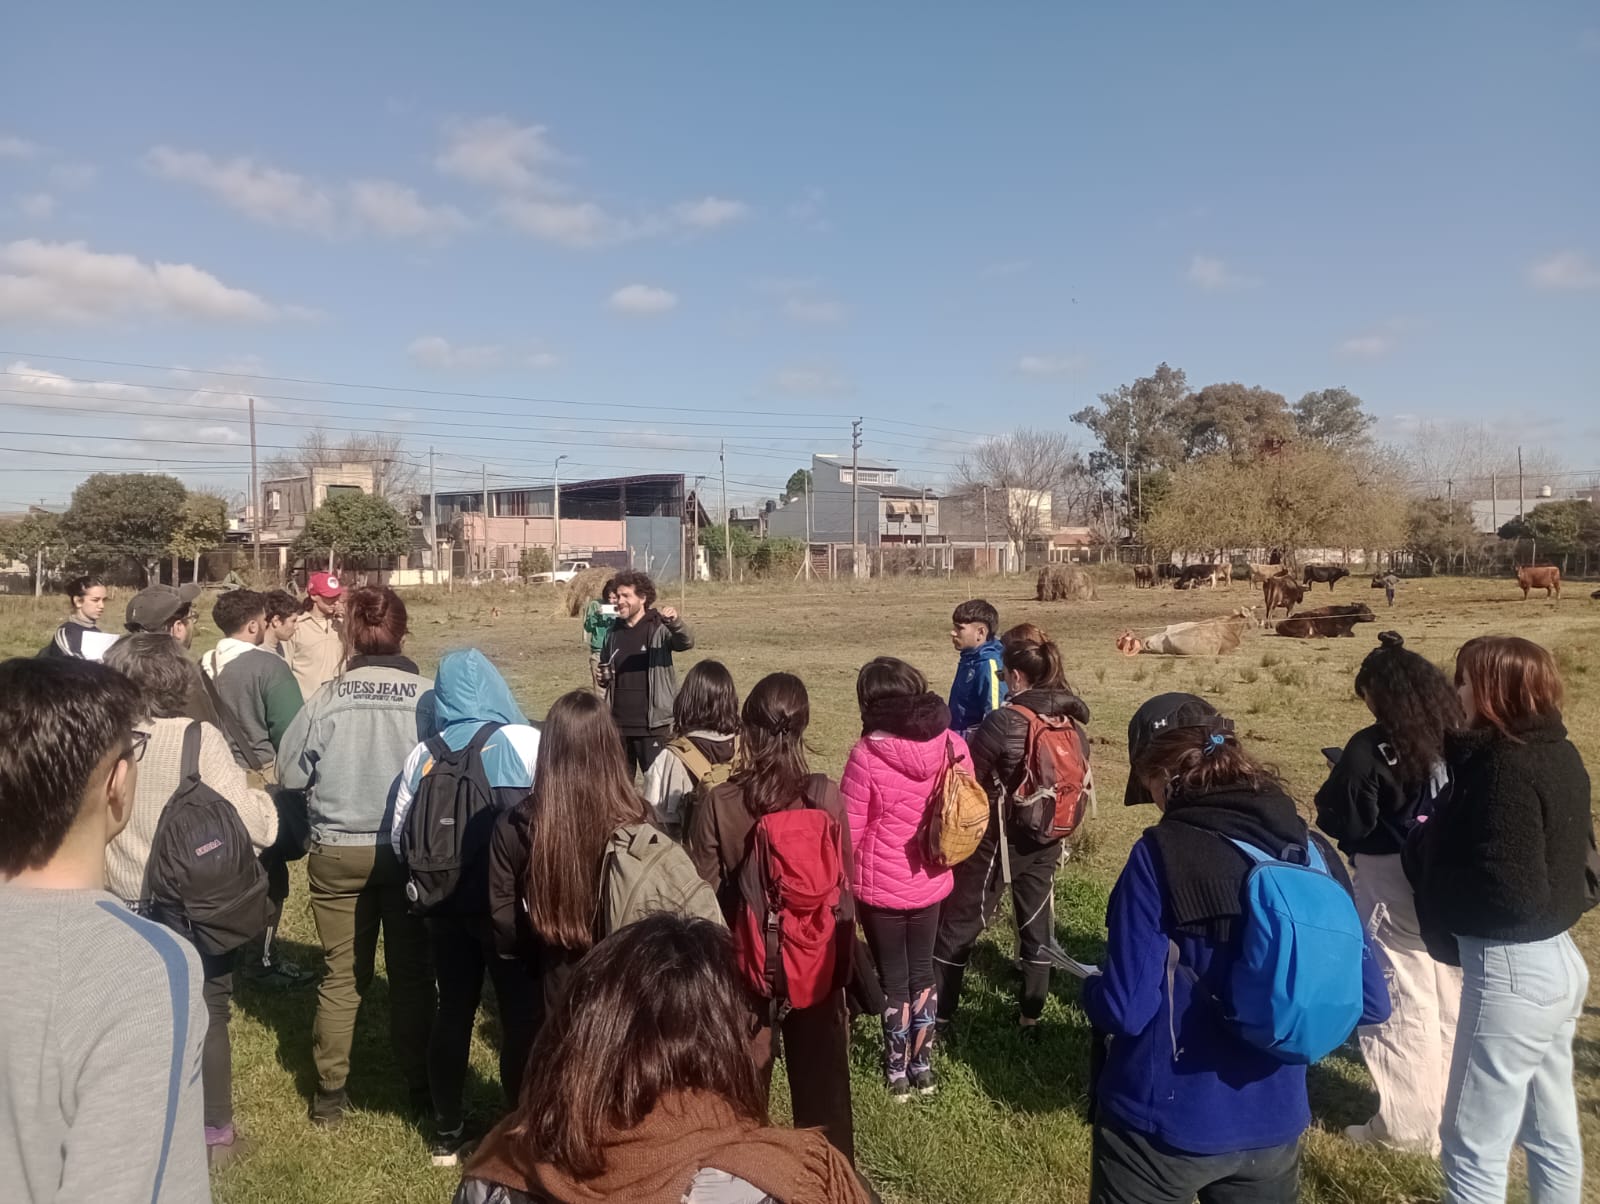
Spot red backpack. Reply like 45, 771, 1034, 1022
1007, 705, 1090, 844
733, 777, 853, 1011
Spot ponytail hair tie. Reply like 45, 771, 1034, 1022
1203, 732, 1227, 758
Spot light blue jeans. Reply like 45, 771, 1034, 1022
1441, 932, 1587, 1204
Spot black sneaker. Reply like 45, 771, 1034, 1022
310, 1088, 348, 1128
909, 1066, 938, 1095
240, 959, 316, 991
429, 1127, 468, 1168
888, 1076, 912, 1104
1018, 1022, 1042, 1045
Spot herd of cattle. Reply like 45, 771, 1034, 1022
1129, 560, 1580, 620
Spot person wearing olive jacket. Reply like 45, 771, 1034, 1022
1410, 636, 1592, 1204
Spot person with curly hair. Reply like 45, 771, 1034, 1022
1316, 631, 1464, 1152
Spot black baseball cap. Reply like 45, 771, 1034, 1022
1123, 692, 1232, 806
125, 583, 202, 632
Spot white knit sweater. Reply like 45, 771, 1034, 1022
106, 717, 280, 903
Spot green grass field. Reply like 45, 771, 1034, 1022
4, 573, 1596, 1203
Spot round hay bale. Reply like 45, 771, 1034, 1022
564, 567, 613, 617
1035, 563, 1099, 603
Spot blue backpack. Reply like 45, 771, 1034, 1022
1177, 836, 1366, 1065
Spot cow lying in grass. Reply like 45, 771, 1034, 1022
1273, 603, 1375, 638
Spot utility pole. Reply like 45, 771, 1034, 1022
982, 485, 993, 574
553, 454, 568, 568
803, 476, 813, 580
481, 464, 490, 575
850, 418, 863, 579
1518, 447, 1526, 566
720, 441, 732, 582
920, 486, 929, 570
1447, 479, 1454, 573
248, 397, 261, 571
429, 446, 437, 586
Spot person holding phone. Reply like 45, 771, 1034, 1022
598, 571, 693, 777
581, 579, 619, 693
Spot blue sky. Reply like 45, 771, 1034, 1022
2, 2, 1597, 510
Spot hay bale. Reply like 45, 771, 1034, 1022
563, 567, 613, 617
1036, 564, 1099, 602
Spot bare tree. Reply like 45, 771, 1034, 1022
1399, 423, 1565, 514
263, 430, 421, 504
953, 429, 1083, 568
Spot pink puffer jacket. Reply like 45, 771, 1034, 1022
840, 694, 971, 910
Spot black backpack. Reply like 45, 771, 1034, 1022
140, 722, 271, 956
401, 723, 502, 916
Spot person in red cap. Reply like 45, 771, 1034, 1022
286, 572, 345, 702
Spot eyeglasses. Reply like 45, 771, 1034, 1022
124, 731, 150, 764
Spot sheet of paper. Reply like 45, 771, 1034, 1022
1059, 955, 1100, 980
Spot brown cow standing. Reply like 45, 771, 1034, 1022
1263, 574, 1306, 620
1516, 564, 1561, 602
1133, 565, 1156, 589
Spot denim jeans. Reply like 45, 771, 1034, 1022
1441, 932, 1587, 1204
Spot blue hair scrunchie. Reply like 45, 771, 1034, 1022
1202, 732, 1227, 758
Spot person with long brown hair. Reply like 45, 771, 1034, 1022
1315, 631, 1465, 1153
1412, 636, 1591, 1204
277, 585, 437, 1127
933, 627, 1089, 1039
488, 690, 651, 1008
686, 673, 857, 1163
455, 914, 873, 1204
1082, 695, 1389, 1204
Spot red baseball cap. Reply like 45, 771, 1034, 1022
308, 572, 344, 599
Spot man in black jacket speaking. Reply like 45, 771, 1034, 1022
600, 570, 694, 776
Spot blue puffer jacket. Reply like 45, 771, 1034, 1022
948, 638, 1006, 735
391, 649, 541, 841
1081, 826, 1390, 1155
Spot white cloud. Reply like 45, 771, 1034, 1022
15, 193, 54, 219
787, 187, 829, 232
609, 283, 678, 315
348, 179, 468, 239
983, 259, 1031, 278
770, 366, 849, 397
407, 335, 503, 371
435, 117, 560, 191
784, 296, 846, 324
1016, 354, 1088, 377
4, 359, 155, 402
1338, 333, 1396, 358
673, 196, 749, 229
499, 196, 646, 248
149, 146, 466, 240
526, 350, 560, 369
1186, 254, 1260, 290
0, 135, 39, 159
0, 239, 288, 324
147, 146, 336, 233
1528, 250, 1600, 291
440, 117, 747, 248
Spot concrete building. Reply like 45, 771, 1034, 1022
767, 454, 942, 548
428, 472, 702, 581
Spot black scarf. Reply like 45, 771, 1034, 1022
1147, 786, 1325, 940
860, 692, 951, 742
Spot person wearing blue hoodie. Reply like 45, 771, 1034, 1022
1081, 694, 1390, 1204
947, 599, 1005, 737
392, 649, 542, 1169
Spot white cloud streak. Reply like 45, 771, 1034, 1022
1186, 254, 1260, 290
1528, 250, 1600, 291
407, 335, 504, 371
609, 284, 678, 315
0, 239, 290, 324
0, 135, 40, 159
148, 146, 466, 240
1016, 354, 1088, 377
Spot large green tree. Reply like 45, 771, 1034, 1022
0, 511, 63, 595
62, 472, 187, 583
1499, 500, 1600, 562
1405, 496, 1482, 575
167, 492, 229, 583
1185, 383, 1294, 460
1071, 362, 1192, 480
784, 469, 813, 499
1293, 388, 1375, 449
294, 492, 411, 570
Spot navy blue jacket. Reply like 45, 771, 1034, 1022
1081, 833, 1390, 1155
948, 638, 1006, 735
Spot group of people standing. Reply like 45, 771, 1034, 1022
0, 568, 1592, 1204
